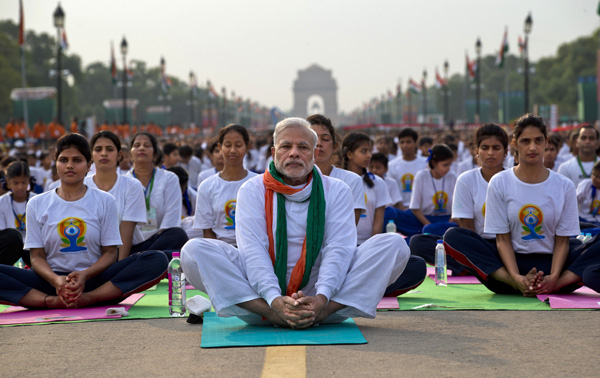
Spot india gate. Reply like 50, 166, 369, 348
292, 64, 338, 119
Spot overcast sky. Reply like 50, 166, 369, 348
1, 0, 599, 113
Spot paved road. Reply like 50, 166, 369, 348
2, 311, 597, 377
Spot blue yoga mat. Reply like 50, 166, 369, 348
201, 312, 367, 348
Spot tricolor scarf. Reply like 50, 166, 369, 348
263, 161, 325, 296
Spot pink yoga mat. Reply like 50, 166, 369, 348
537, 288, 600, 309
0, 293, 144, 325
377, 297, 400, 309
426, 274, 481, 284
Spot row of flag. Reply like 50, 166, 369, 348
495, 27, 527, 68
19, 0, 68, 51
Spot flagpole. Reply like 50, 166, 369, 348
20, 48, 29, 139
504, 55, 510, 125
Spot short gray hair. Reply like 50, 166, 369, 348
273, 117, 318, 148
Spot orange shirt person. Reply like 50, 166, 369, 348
70, 118, 78, 134
4, 118, 17, 139
33, 119, 47, 139
48, 120, 66, 139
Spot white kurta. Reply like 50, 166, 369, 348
181, 169, 410, 321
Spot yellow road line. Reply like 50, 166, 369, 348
261, 346, 306, 378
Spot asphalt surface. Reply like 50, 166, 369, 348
2, 310, 598, 377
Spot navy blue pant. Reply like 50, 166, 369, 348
583, 264, 600, 292
0, 229, 23, 266
384, 256, 427, 296
0, 250, 168, 306
384, 207, 451, 238
131, 227, 189, 260
443, 227, 600, 294
409, 233, 467, 275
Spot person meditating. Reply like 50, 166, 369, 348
181, 117, 410, 328
0, 134, 168, 308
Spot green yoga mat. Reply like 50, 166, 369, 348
390, 276, 553, 311
201, 312, 367, 348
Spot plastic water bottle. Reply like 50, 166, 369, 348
577, 232, 585, 242
168, 252, 186, 317
386, 220, 397, 233
14, 258, 24, 269
583, 233, 593, 243
435, 239, 447, 286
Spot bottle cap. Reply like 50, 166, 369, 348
437, 239, 443, 244
388, 220, 394, 223
172, 251, 180, 258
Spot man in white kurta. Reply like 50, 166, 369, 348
181, 118, 410, 328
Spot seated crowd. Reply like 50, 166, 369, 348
0, 113, 599, 328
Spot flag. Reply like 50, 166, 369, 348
518, 35, 526, 56
435, 68, 446, 89
408, 78, 421, 94
110, 42, 117, 84
466, 53, 476, 82
60, 28, 68, 50
18, 0, 24, 48
126, 64, 133, 81
496, 28, 509, 67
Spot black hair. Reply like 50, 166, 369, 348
207, 139, 220, 154
166, 166, 189, 187
307, 114, 336, 146
513, 114, 547, 142
1, 156, 17, 169
476, 123, 508, 151
547, 134, 562, 149
6, 160, 30, 180
55, 133, 92, 163
419, 136, 433, 147
428, 144, 454, 169
398, 128, 418, 142
218, 124, 250, 146
91, 130, 122, 153
131, 132, 159, 158
179, 145, 193, 159
342, 132, 374, 188
370, 152, 388, 168
578, 125, 600, 140
163, 143, 179, 156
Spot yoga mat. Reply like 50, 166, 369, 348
537, 288, 600, 309
393, 276, 554, 310
377, 297, 400, 310
0, 294, 144, 325
200, 312, 367, 348
426, 274, 481, 284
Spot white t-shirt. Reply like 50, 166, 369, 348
457, 158, 478, 177
126, 168, 182, 241
24, 187, 122, 272
236, 171, 357, 306
197, 168, 218, 187
558, 157, 596, 189
383, 176, 402, 206
576, 178, 600, 223
194, 171, 257, 245
388, 157, 428, 207
179, 155, 203, 190
183, 186, 197, 218
84, 174, 147, 244
410, 169, 457, 216
0, 192, 37, 239
329, 166, 366, 213
29, 167, 51, 191
484, 168, 579, 255
357, 173, 392, 245
452, 168, 494, 239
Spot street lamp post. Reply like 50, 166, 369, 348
444, 60, 449, 126
524, 13, 533, 114
53, 3, 65, 126
189, 71, 195, 125
422, 69, 427, 126
475, 38, 482, 123
160, 57, 168, 127
120, 37, 128, 125
221, 87, 227, 125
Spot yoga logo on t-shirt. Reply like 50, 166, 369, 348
400, 173, 414, 192
590, 199, 600, 216
432, 191, 448, 213
57, 217, 88, 252
519, 204, 545, 240
14, 213, 26, 231
360, 193, 367, 218
481, 202, 486, 217
224, 199, 236, 229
